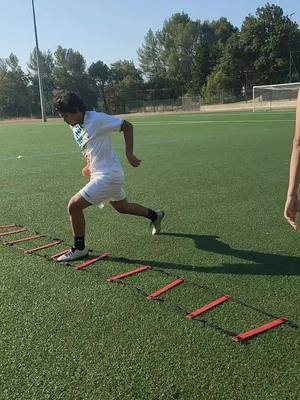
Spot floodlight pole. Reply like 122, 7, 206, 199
31, 0, 47, 122
289, 13, 296, 83
289, 51, 292, 83
289, 50, 300, 83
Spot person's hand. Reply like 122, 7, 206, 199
126, 153, 141, 167
284, 194, 300, 230
82, 165, 90, 178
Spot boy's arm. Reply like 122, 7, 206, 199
284, 89, 300, 229
120, 120, 141, 167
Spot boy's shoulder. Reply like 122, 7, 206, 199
85, 110, 113, 121
83, 110, 104, 126
83, 111, 123, 134
85, 110, 123, 125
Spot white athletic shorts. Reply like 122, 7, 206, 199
79, 175, 126, 208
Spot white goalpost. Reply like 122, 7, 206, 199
252, 82, 300, 112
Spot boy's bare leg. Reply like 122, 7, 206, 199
110, 198, 149, 216
110, 198, 165, 235
56, 193, 91, 262
68, 193, 91, 236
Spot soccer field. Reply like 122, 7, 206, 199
0, 110, 299, 399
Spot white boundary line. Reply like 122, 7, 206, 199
0, 117, 295, 161
0, 150, 79, 161
134, 119, 294, 126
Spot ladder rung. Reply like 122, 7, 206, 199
107, 265, 151, 282
25, 241, 62, 254
232, 318, 288, 342
4, 235, 44, 245
186, 295, 232, 319
146, 277, 185, 300
49, 249, 70, 259
0, 228, 28, 237
74, 253, 109, 270
0, 224, 16, 229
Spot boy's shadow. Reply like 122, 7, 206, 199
111, 233, 300, 276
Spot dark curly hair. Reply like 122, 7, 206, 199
53, 90, 86, 114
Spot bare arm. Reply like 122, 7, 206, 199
120, 120, 141, 167
287, 89, 300, 196
284, 89, 300, 229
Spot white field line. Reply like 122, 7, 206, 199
134, 119, 294, 126
0, 150, 78, 161
0, 110, 295, 126
0, 119, 294, 161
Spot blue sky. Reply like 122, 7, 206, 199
1, 0, 300, 71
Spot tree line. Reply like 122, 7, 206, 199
0, 3, 300, 118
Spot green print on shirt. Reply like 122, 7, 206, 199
72, 124, 89, 152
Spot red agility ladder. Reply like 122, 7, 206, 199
186, 295, 232, 319
74, 253, 109, 270
146, 277, 185, 300
25, 240, 62, 254
107, 265, 151, 282
4, 235, 44, 245
0, 224, 16, 229
232, 318, 288, 342
49, 249, 70, 259
0, 228, 28, 237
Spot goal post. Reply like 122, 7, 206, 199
252, 82, 300, 112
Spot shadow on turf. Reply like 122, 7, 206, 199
110, 233, 300, 276
106, 233, 299, 336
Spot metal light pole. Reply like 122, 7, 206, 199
31, 0, 46, 122
290, 50, 300, 82
289, 51, 292, 83
289, 13, 296, 83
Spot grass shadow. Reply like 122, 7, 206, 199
109, 233, 300, 276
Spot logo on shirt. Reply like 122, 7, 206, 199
72, 124, 89, 152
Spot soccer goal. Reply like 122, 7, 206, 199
252, 82, 300, 112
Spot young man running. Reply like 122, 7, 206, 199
53, 91, 164, 262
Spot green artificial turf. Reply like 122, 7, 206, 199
0, 110, 299, 399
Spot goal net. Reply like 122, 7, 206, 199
252, 82, 300, 112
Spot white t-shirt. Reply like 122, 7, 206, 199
71, 111, 124, 180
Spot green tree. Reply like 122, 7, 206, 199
138, 29, 166, 81
158, 13, 195, 86
52, 46, 97, 108
88, 60, 111, 112
189, 18, 236, 94
27, 48, 55, 115
209, 32, 246, 88
0, 54, 30, 118
110, 60, 143, 86
205, 3, 300, 103
109, 60, 144, 113
239, 3, 300, 83
138, 14, 236, 94
53, 46, 86, 89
